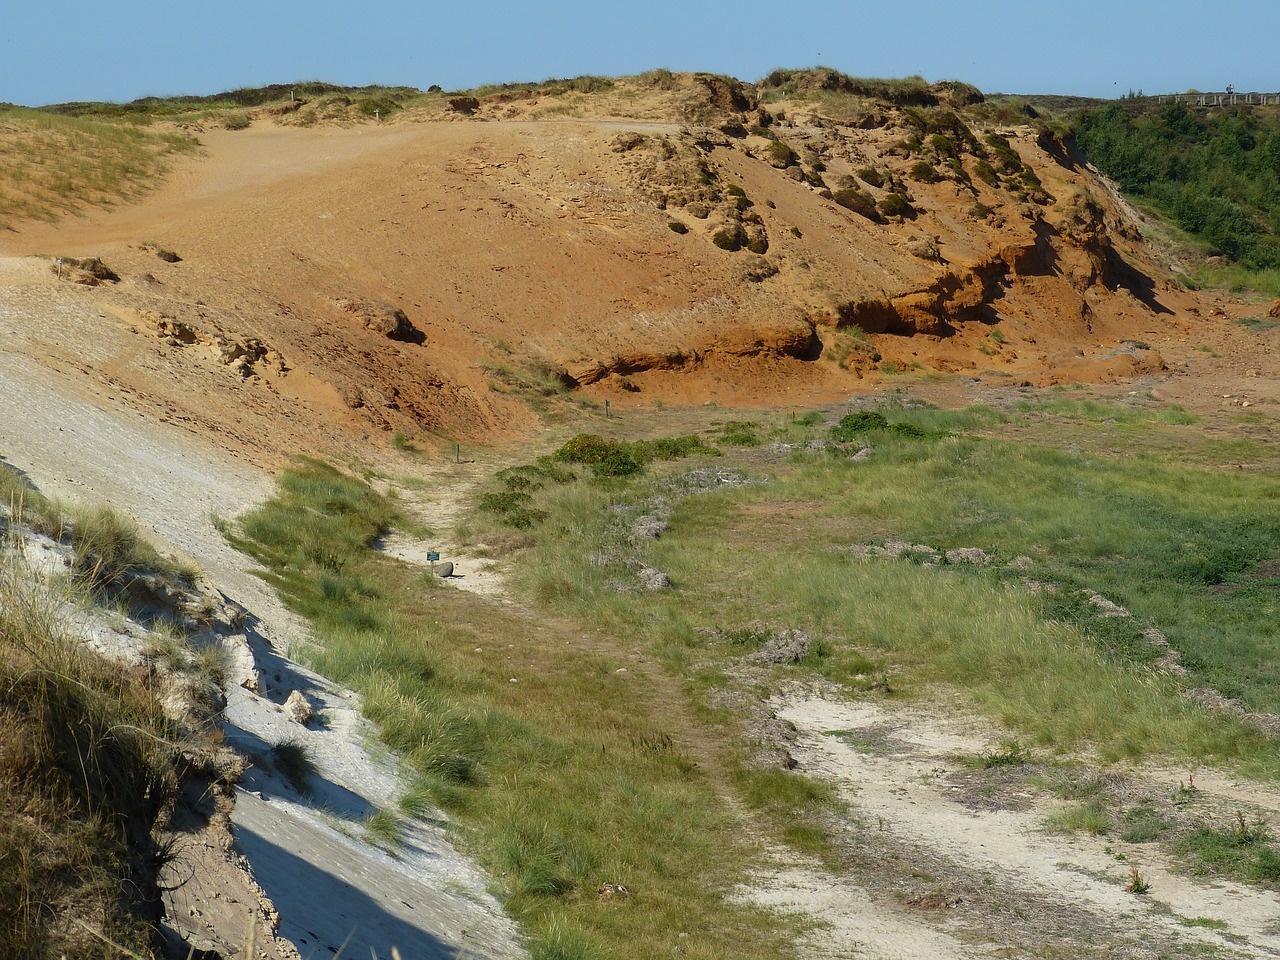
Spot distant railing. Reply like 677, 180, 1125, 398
1153, 92, 1280, 107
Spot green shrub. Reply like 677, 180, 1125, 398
668, 220, 688, 234
831, 188, 879, 220
974, 158, 1000, 186
480, 491, 533, 514
712, 227, 744, 251
1075, 101, 1280, 271
746, 234, 769, 255
878, 192, 913, 217
554, 435, 620, 465
830, 411, 889, 440
929, 132, 957, 158
550, 435, 640, 476
768, 140, 797, 167
856, 167, 884, 188
593, 449, 642, 477
909, 160, 938, 182
631, 434, 717, 461
718, 421, 761, 447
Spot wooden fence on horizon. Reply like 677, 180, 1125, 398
1150, 91, 1280, 107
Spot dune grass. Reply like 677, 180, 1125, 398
0, 106, 196, 229
2, 464, 197, 591
507, 400, 1280, 776
0, 525, 185, 959
228, 458, 795, 960
229, 399, 1280, 955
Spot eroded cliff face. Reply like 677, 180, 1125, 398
0, 73, 1192, 457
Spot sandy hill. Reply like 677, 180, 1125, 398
0, 72, 1214, 462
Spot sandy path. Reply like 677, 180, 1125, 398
765, 694, 1280, 958
376, 454, 526, 600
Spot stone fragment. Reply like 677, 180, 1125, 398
284, 690, 313, 725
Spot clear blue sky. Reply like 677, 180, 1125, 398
3, 0, 1274, 107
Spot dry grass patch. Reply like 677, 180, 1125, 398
0, 548, 180, 958
0, 107, 196, 229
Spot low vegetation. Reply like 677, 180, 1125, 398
0, 555, 179, 958
228, 457, 793, 960
0, 465, 213, 959
0, 107, 197, 228
501, 399, 1280, 773
40, 82, 423, 120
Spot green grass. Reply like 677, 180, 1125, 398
1045, 800, 1112, 835
967, 742, 1029, 769
1, 465, 197, 593
505, 401, 1280, 776
228, 458, 797, 960
1120, 806, 1169, 843
1177, 812, 1280, 885
1179, 917, 1228, 930
226, 396, 1280, 956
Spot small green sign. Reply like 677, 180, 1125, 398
426, 551, 441, 562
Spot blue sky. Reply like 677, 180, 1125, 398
3, 1, 1274, 107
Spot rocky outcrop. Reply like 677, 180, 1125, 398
339, 299, 423, 343
565, 315, 820, 385
835, 253, 1013, 337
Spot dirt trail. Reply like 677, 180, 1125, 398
752, 692, 1280, 959
375, 453, 521, 600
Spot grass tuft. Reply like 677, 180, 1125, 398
273, 737, 317, 795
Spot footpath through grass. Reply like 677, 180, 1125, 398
228, 459, 794, 960
498, 399, 1280, 776
230, 395, 1280, 956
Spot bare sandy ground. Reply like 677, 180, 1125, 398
749, 691, 1280, 959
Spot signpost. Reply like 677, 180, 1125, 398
426, 550, 440, 575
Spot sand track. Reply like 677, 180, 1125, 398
752, 693, 1280, 959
